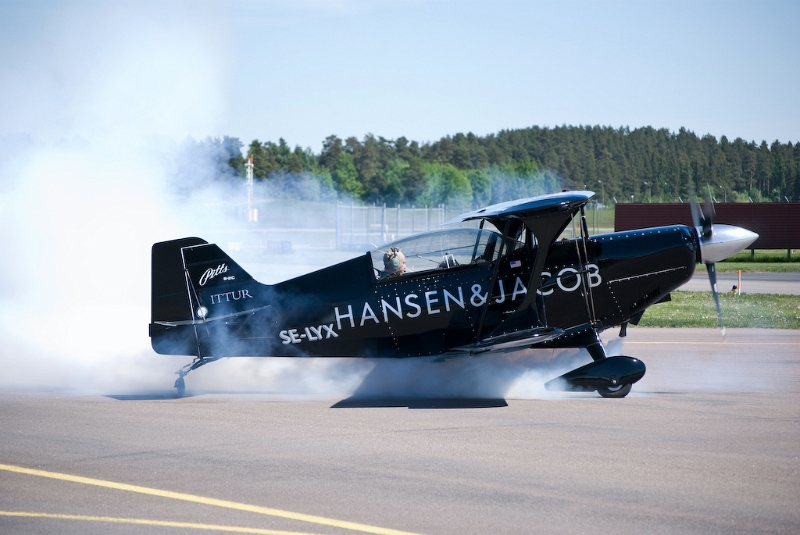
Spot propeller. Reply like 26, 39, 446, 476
690, 194, 724, 335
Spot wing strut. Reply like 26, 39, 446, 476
475, 219, 512, 341
491, 212, 572, 337
448, 191, 595, 343
577, 206, 598, 326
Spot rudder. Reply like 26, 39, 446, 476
150, 237, 207, 355
151, 237, 207, 325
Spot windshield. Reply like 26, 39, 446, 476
370, 228, 506, 279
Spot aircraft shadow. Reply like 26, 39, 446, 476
331, 397, 507, 409
105, 392, 196, 400
328, 352, 571, 409
330, 346, 597, 409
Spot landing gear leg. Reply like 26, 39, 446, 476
173, 355, 221, 397
585, 329, 607, 362
586, 330, 632, 397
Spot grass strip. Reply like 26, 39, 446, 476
637, 291, 800, 329
717, 249, 800, 272
715, 262, 800, 273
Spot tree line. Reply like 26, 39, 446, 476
198, 126, 800, 208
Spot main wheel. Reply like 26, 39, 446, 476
597, 383, 632, 398
174, 377, 185, 397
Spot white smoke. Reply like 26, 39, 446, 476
161, 347, 595, 401
0, 2, 230, 393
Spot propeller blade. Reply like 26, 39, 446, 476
707, 262, 725, 335
701, 198, 715, 240
692, 188, 726, 334
690, 191, 714, 240
690, 194, 702, 229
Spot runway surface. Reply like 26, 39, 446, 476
1, 328, 799, 535
679, 270, 800, 294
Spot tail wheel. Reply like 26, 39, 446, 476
597, 383, 632, 398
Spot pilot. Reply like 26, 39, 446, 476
382, 247, 406, 278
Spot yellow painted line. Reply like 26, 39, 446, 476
0, 464, 422, 535
0, 511, 319, 535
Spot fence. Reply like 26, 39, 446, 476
212, 199, 613, 255
335, 204, 474, 250
615, 202, 800, 252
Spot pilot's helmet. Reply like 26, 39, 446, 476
383, 247, 405, 271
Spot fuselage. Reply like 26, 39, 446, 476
152, 224, 699, 359
151, 191, 761, 400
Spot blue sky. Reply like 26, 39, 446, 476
1, 0, 798, 151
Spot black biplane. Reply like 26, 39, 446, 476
150, 191, 758, 397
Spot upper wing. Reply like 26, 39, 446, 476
444, 191, 594, 226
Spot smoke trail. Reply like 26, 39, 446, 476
345, 348, 592, 400
0, 2, 232, 393
165, 348, 595, 401
0, 2, 384, 397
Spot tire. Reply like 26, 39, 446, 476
597, 383, 632, 398
174, 377, 186, 397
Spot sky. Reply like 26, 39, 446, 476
0, 0, 798, 152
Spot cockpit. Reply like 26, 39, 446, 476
370, 226, 528, 280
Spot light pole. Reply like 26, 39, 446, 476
245, 154, 256, 222
599, 180, 604, 207
643, 181, 651, 203
719, 185, 726, 203
664, 182, 671, 202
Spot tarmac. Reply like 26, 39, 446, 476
1, 328, 799, 535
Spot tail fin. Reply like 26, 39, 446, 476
181, 242, 254, 294
181, 242, 259, 320
150, 238, 261, 355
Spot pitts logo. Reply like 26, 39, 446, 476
280, 265, 601, 345
199, 264, 228, 286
